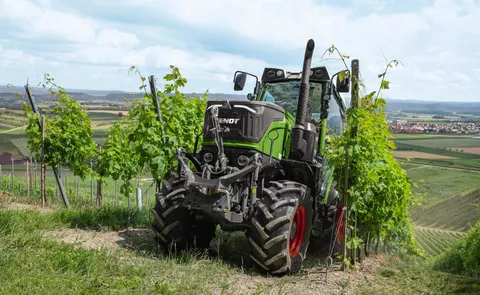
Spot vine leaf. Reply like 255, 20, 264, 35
380, 80, 390, 90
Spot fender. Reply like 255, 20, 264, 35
319, 164, 335, 204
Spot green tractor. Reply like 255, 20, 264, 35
152, 39, 351, 275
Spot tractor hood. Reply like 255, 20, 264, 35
203, 100, 285, 143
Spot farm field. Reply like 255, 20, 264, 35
403, 165, 480, 205
393, 138, 480, 170
458, 147, 480, 155
393, 151, 456, 159
396, 138, 480, 149
414, 227, 465, 257
412, 188, 480, 232
393, 134, 473, 140
0, 108, 120, 159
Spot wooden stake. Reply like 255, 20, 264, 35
29, 158, 33, 197
34, 160, 37, 189
96, 146, 102, 207
115, 180, 119, 207
41, 115, 46, 207
25, 161, 29, 195
11, 157, 14, 188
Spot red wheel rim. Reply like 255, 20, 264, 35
289, 205, 306, 257
336, 205, 344, 244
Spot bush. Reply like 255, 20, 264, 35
433, 221, 480, 275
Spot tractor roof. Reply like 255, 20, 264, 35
261, 66, 331, 84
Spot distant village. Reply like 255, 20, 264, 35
388, 120, 480, 134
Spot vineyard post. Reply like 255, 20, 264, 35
115, 180, 118, 207
136, 187, 143, 209
148, 75, 166, 193
11, 157, 14, 188
90, 160, 94, 205
76, 176, 79, 201
351, 59, 360, 265
26, 160, 29, 197
34, 159, 37, 189
29, 157, 33, 197
341, 58, 360, 269
57, 168, 62, 201
64, 166, 68, 193
96, 146, 103, 207
41, 115, 46, 207
25, 85, 70, 209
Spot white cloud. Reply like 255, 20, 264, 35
0, 0, 96, 43
96, 29, 140, 48
1, 0, 480, 101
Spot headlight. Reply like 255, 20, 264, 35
203, 152, 214, 163
237, 155, 249, 166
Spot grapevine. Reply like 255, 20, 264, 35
98, 65, 208, 197
323, 45, 420, 255
23, 74, 98, 180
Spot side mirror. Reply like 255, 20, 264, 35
336, 74, 350, 93
234, 72, 247, 91
247, 93, 254, 101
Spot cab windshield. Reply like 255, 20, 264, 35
258, 80, 344, 136
258, 80, 325, 121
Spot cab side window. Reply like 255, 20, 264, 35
327, 98, 344, 136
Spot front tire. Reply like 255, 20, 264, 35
152, 174, 216, 251
247, 180, 314, 275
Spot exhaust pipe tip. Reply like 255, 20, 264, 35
306, 39, 315, 53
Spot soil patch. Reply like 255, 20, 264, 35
42, 228, 157, 251
394, 151, 456, 159
458, 147, 480, 155
216, 254, 387, 295
0, 190, 55, 213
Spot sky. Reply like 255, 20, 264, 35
1, 0, 480, 102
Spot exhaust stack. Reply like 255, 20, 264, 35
289, 39, 315, 160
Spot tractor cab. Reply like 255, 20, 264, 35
233, 66, 349, 156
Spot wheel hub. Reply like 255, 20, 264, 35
289, 205, 306, 257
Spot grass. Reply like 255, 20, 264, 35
412, 189, 480, 232
1, 171, 157, 212
357, 255, 480, 295
0, 209, 239, 295
406, 166, 480, 205
1, 208, 479, 295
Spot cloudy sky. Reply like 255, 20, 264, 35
1, 0, 479, 101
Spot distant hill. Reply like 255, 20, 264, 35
0, 84, 248, 109
2, 84, 480, 115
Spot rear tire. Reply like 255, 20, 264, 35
247, 180, 314, 275
152, 174, 216, 251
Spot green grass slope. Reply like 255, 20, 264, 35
414, 227, 465, 256
406, 166, 480, 205
412, 188, 480, 232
